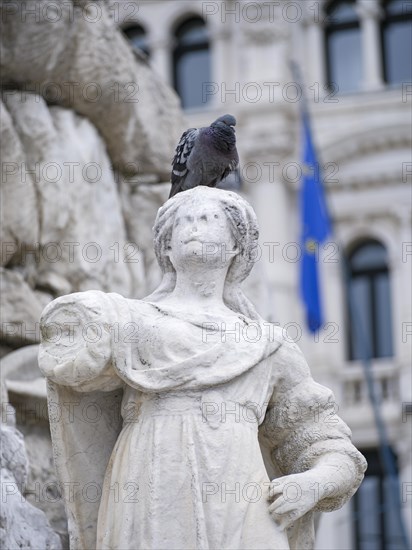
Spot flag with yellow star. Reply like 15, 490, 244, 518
299, 112, 331, 332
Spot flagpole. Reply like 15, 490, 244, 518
290, 60, 410, 550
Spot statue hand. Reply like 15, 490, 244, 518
267, 470, 331, 531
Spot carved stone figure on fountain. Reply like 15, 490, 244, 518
39, 187, 366, 550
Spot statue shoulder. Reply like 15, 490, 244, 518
263, 322, 311, 383
39, 290, 135, 343
39, 290, 135, 386
261, 322, 298, 348
41, 289, 107, 314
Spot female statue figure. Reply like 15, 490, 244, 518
39, 187, 366, 550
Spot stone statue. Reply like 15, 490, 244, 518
39, 187, 366, 550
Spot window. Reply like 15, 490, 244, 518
173, 17, 211, 109
347, 240, 393, 361
123, 24, 150, 57
381, 0, 412, 85
353, 449, 404, 549
325, 0, 362, 92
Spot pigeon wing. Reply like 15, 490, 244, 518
219, 153, 239, 183
184, 131, 238, 188
170, 128, 199, 197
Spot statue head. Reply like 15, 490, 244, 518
148, 187, 261, 319
154, 187, 259, 282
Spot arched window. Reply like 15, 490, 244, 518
123, 23, 150, 57
325, 0, 362, 92
347, 240, 393, 361
381, 0, 412, 85
173, 17, 211, 109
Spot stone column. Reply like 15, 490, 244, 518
304, 17, 327, 91
357, 0, 384, 90
246, 142, 297, 326
149, 37, 175, 86
236, 2, 297, 325
396, 208, 412, 504
209, 25, 232, 108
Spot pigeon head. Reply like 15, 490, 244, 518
210, 114, 237, 150
212, 114, 236, 129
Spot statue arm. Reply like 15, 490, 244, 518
260, 337, 366, 515
39, 290, 124, 392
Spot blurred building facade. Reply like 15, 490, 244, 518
113, 0, 412, 548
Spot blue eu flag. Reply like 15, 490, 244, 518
299, 112, 331, 333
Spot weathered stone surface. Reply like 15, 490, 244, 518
0, 268, 43, 346
0, 466, 63, 550
1, 423, 29, 487
19, 423, 69, 546
1, 345, 46, 399
0, 98, 39, 266
1, 0, 184, 178
120, 181, 170, 294
0, 383, 62, 550
1, 379, 12, 423
2, 92, 145, 299
2, 347, 69, 546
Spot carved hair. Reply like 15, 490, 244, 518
145, 187, 261, 320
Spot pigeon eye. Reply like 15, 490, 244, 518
214, 214, 219, 219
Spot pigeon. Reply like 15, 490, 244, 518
169, 114, 239, 198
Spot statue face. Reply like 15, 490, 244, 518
168, 198, 238, 271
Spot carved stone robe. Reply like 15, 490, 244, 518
39, 290, 366, 550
